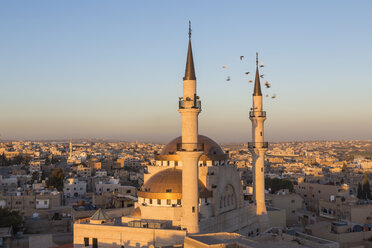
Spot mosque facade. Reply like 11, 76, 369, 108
73, 24, 269, 248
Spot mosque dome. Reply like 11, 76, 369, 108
155, 135, 227, 161
137, 168, 211, 199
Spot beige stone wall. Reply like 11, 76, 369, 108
199, 204, 259, 235
74, 223, 186, 248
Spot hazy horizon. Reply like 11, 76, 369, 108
1, 1, 371, 142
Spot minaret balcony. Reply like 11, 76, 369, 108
249, 111, 266, 118
176, 143, 204, 152
248, 142, 268, 149
179, 98, 201, 110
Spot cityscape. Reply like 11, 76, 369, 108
1, 1, 372, 248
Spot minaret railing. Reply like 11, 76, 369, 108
176, 143, 204, 152
179, 98, 201, 109
248, 142, 268, 149
249, 111, 266, 118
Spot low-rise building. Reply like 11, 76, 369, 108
294, 178, 350, 213
63, 178, 87, 198
266, 189, 304, 226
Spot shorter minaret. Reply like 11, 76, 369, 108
177, 22, 203, 234
249, 53, 268, 218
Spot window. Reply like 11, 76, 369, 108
192, 206, 195, 213
261, 168, 263, 172
291, 200, 295, 203
44, 201, 47, 205
157, 199, 161, 205
126, 190, 131, 193
84, 237, 89, 247
166, 199, 171, 205
166, 189, 172, 193
93, 238, 98, 248
291, 210, 295, 214
177, 199, 181, 205
149, 199, 152, 204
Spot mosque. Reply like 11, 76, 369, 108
73, 24, 270, 247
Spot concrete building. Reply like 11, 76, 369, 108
266, 189, 304, 226
319, 196, 372, 224
63, 178, 87, 198
294, 178, 350, 213
0, 191, 62, 212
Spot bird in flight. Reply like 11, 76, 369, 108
222, 66, 227, 69
260, 74, 264, 78
245, 72, 250, 75
248, 79, 253, 83
264, 81, 271, 88
240, 56, 244, 60
260, 62, 264, 68
271, 94, 276, 99
265, 94, 269, 98
226, 76, 231, 81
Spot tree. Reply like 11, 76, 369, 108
265, 178, 294, 193
0, 208, 23, 233
47, 168, 65, 191
342, 163, 347, 172
41, 171, 46, 181
362, 174, 371, 200
0, 152, 8, 167
31, 171, 39, 183
357, 183, 363, 199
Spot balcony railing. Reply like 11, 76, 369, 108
179, 97, 201, 109
248, 142, 269, 149
176, 143, 204, 152
249, 111, 266, 118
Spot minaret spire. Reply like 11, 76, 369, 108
253, 52, 262, 96
178, 22, 202, 234
184, 21, 196, 80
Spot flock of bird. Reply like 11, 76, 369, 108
222, 56, 277, 99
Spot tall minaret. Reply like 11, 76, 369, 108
177, 22, 203, 234
69, 139, 72, 159
249, 53, 268, 218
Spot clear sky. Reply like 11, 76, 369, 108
1, 1, 371, 143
